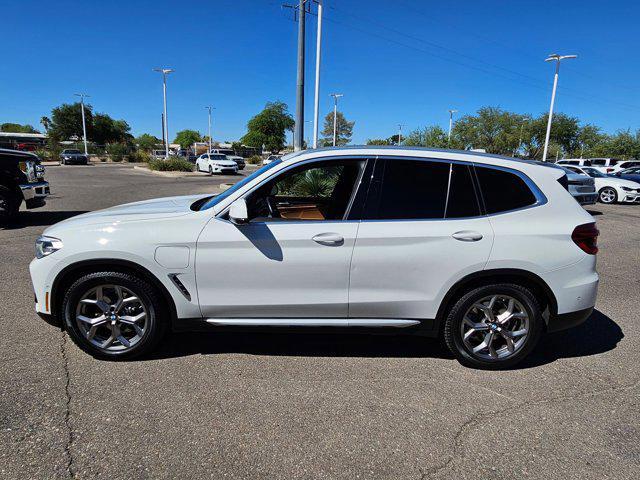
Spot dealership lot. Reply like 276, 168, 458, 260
1, 163, 639, 479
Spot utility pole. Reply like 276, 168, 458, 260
312, 0, 323, 149
514, 121, 525, 157
542, 53, 577, 161
294, 0, 306, 151
161, 113, 165, 151
74, 93, 90, 155
205, 106, 215, 153
397, 124, 405, 145
447, 109, 457, 144
154, 68, 174, 158
330, 93, 343, 146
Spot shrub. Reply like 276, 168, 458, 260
148, 158, 194, 172
247, 155, 262, 165
127, 150, 151, 163
106, 143, 129, 162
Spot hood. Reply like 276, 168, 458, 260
607, 177, 640, 188
45, 194, 211, 233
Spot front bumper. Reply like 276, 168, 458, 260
620, 192, 640, 203
19, 181, 50, 208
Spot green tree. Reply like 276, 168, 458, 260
452, 107, 525, 155
403, 126, 450, 148
0, 123, 39, 133
174, 129, 203, 149
49, 102, 93, 141
93, 114, 132, 145
320, 111, 354, 146
136, 133, 161, 152
366, 138, 393, 145
241, 101, 295, 153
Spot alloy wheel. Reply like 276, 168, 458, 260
75, 284, 148, 352
599, 188, 616, 203
460, 294, 529, 360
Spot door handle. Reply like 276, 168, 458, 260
312, 232, 344, 246
452, 230, 483, 242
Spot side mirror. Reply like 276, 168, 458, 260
229, 198, 249, 225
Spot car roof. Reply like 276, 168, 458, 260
0, 148, 39, 160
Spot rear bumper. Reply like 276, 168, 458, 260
547, 307, 593, 333
575, 193, 598, 205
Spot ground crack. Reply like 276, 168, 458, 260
60, 331, 76, 479
418, 378, 640, 478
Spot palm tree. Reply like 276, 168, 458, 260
40, 116, 51, 133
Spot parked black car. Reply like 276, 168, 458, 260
0, 149, 50, 223
60, 149, 89, 165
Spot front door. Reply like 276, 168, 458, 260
195, 158, 369, 318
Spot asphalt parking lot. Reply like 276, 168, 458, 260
1, 162, 639, 480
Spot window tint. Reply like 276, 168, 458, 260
445, 164, 480, 218
475, 166, 537, 214
375, 159, 450, 219
247, 160, 364, 221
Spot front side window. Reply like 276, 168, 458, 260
246, 160, 365, 221
475, 166, 537, 214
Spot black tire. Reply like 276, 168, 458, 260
598, 187, 617, 204
0, 186, 20, 224
208, 165, 214, 175
61, 271, 168, 360
443, 283, 543, 370
61, 159, 66, 165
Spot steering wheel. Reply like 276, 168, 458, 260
266, 196, 281, 218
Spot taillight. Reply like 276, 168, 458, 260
606, 168, 614, 173
572, 222, 599, 255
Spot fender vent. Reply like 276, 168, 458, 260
168, 274, 191, 301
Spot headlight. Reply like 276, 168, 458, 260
35, 235, 63, 259
621, 186, 634, 192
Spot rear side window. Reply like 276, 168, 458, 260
446, 164, 480, 218
475, 166, 537, 214
375, 159, 450, 219
592, 159, 605, 166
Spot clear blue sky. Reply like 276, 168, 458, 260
1, 0, 638, 144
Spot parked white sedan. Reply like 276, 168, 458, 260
196, 154, 238, 175
564, 165, 640, 204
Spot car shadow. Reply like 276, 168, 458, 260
4, 210, 88, 229
586, 209, 603, 216
518, 309, 623, 369
144, 309, 622, 368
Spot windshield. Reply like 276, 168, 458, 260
209, 154, 227, 160
217, 149, 235, 155
582, 167, 606, 178
199, 159, 282, 210
64, 149, 81, 154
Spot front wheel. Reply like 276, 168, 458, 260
443, 284, 543, 369
598, 187, 617, 204
0, 186, 19, 224
208, 165, 214, 175
61, 271, 168, 360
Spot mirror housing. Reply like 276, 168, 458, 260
229, 198, 249, 225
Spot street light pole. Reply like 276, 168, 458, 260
294, 0, 306, 152
205, 106, 215, 153
542, 53, 577, 161
330, 93, 343, 146
447, 109, 457, 144
312, 0, 323, 149
74, 93, 90, 155
154, 68, 174, 158
397, 124, 405, 145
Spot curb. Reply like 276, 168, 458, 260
133, 166, 204, 177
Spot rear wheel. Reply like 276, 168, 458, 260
598, 187, 617, 204
61, 271, 168, 360
443, 284, 543, 369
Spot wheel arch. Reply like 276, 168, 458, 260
50, 259, 178, 323
435, 268, 558, 331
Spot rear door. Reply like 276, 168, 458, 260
349, 158, 494, 321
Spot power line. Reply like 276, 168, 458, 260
319, 5, 640, 112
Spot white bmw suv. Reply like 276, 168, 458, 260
30, 147, 599, 369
